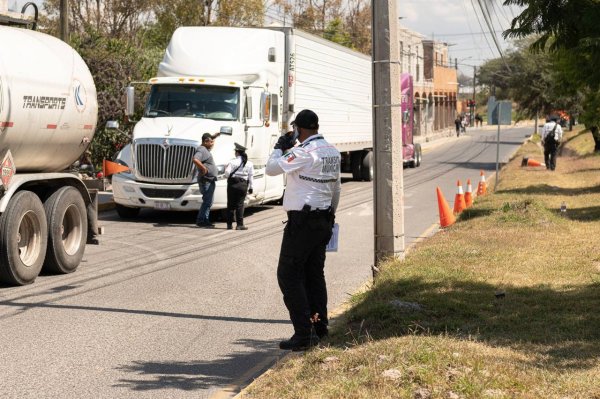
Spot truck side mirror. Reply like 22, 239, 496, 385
125, 86, 135, 117
220, 126, 233, 135
260, 92, 271, 124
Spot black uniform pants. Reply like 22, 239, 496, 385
227, 178, 248, 226
544, 141, 558, 171
277, 210, 333, 337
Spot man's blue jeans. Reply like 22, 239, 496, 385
196, 179, 216, 224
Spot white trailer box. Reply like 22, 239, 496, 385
112, 27, 377, 219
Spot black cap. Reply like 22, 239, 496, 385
234, 143, 246, 152
291, 109, 319, 130
202, 132, 217, 142
549, 115, 560, 122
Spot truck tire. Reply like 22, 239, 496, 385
409, 144, 422, 168
361, 151, 374, 181
415, 144, 422, 167
0, 191, 48, 285
116, 204, 141, 219
351, 152, 363, 181
43, 186, 87, 274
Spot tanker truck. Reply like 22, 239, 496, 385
0, 14, 99, 285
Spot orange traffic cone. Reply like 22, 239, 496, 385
436, 187, 456, 228
521, 157, 546, 167
453, 180, 466, 214
103, 159, 130, 177
464, 179, 474, 208
477, 170, 487, 196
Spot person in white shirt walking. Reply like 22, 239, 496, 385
266, 109, 341, 351
541, 115, 564, 171
224, 143, 254, 230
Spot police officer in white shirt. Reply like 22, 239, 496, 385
541, 115, 563, 171
225, 143, 254, 230
266, 109, 341, 351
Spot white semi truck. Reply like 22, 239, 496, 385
111, 27, 380, 218
0, 9, 99, 285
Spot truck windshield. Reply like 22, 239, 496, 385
144, 84, 239, 121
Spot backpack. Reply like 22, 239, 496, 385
545, 123, 558, 146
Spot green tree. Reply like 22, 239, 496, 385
71, 34, 162, 167
215, 0, 264, 27
41, 0, 155, 40
344, 0, 371, 55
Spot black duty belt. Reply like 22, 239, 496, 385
287, 204, 332, 219
228, 176, 247, 183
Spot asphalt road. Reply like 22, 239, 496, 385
0, 124, 532, 399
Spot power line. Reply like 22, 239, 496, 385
432, 30, 505, 37
470, 0, 496, 56
476, 0, 511, 70
494, 0, 512, 25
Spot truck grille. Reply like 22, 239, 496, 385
135, 142, 196, 183
140, 188, 187, 199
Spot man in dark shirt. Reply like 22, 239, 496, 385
193, 132, 220, 228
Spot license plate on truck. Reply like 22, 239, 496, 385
154, 201, 170, 210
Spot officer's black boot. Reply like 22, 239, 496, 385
313, 322, 329, 339
279, 332, 319, 351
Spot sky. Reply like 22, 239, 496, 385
398, 0, 522, 78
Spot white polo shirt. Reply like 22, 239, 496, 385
542, 121, 563, 143
266, 134, 341, 212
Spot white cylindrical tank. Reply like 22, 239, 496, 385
0, 26, 98, 172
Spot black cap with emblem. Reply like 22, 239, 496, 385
234, 143, 247, 153
291, 109, 319, 130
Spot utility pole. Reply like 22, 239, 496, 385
60, 0, 68, 42
471, 65, 476, 126
204, 0, 211, 26
372, 0, 404, 277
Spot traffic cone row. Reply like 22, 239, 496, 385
436, 170, 487, 228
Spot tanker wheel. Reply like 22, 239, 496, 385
116, 204, 141, 219
43, 186, 87, 274
0, 191, 48, 286
360, 151, 374, 181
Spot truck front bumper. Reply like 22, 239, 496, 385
112, 173, 228, 211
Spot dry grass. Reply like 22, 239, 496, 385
243, 127, 600, 399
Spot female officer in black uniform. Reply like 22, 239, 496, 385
225, 143, 254, 230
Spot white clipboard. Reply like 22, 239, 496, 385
326, 223, 339, 252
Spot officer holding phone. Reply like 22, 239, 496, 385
266, 109, 341, 351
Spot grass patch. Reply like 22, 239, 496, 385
244, 127, 600, 399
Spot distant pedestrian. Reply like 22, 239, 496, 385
266, 109, 341, 352
455, 116, 461, 137
541, 115, 563, 171
193, 132, 220, 228
475, 113, 483, 127
225, 143, 254, 230
461, 115, 467, 133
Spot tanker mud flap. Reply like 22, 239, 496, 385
86, 189, 101, 245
